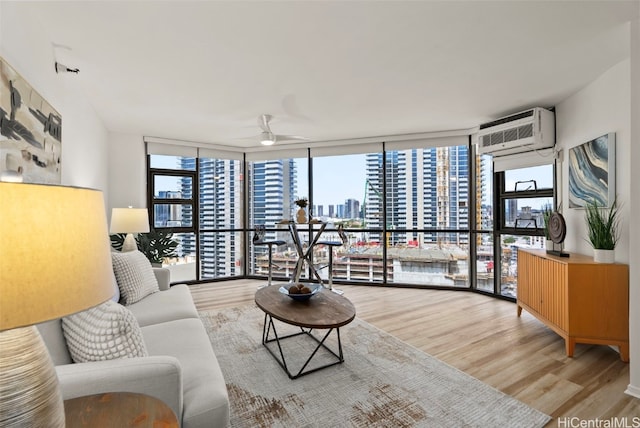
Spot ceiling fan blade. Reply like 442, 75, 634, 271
257, 114, 272, 133
274, 134, 310, 143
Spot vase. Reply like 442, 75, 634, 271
296, 208, 307, 224
545, 239, 554, 251
593, 249, 615, 263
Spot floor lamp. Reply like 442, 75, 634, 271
110, 207, 150, 252
0, 183, 115, 427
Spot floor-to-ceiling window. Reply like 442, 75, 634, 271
247, 151, 307, 282
311, 147, 384, 284
148, 153, 198, 283
198, 154, 244, 280
474, 153, 495, 293
144, 134, 554, 301
471, 147, 556, 298
382, 143, 470, 288
147, 141, 245, 282
494, 163, 554, 297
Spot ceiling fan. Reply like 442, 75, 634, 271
256, 114, 309, 146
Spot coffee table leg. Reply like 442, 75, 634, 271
262, 314, 293, 376
261, 314, 345, 379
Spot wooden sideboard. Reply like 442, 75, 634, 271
517, 248, 629, 362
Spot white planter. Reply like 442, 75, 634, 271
545, 240, 554, 251
593, 249, 615, 263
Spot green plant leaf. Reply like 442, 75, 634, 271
585, 198, 620, 250
110, 229, 178, 264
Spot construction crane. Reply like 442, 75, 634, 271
362, 178, 390, 246
362, 178, 381, 228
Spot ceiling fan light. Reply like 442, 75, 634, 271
260, 132, 275, 146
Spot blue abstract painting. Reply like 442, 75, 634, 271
568, 133, 615, 208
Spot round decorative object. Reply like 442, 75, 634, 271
548, 212, 567, 244
279, 284, 322, 301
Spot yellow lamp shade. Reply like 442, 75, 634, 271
0, 183, 114, 331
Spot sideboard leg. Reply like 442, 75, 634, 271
517, 305, 523, 317
619, 343, 630, 362
565, 338, 575, 358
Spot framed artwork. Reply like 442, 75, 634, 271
568, 133, 615, 208
1, 57, 62, 184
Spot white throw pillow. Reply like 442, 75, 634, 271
62, 300, 148, 363
111, 250, 159, 305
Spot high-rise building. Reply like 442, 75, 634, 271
154, 190, 183, 227
344, 198, 360, 219
365, 145, 469, 246
248, 159, 297, 272
198, 157, 243, 278
175, 157, 243, 279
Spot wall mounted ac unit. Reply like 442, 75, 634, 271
477, 107, 555, 156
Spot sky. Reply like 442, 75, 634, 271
151, 153, 554, 209
296, 155, 367, 207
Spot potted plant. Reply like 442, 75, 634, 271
294, 197, 308, 224
110, 228, 178, 266
585, 197, 620, 263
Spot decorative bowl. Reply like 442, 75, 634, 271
279, 283, 323, 301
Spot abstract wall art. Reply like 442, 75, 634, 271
568, 133, 615, 208
1, 57, 62, 184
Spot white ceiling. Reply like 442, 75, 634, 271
22, 1, 637, 148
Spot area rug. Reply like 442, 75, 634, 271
200, 306, 551, 428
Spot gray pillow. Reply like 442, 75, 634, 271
111, 250, 159, 305
62, 301, 148, 363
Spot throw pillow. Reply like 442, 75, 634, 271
62, 300, 148, 363
111, 250, 159, 305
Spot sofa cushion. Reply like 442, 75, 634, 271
62, 301, 148, 363
142, 318, 230, 428
37, 318, 73, 365
127, 284, 199, 327
110, 269, 121, 302
112, 250, 159, 305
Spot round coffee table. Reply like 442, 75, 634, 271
255, 284, 356, 379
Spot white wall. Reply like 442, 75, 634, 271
107, 132, 146, 213
556, 58, 630, 262
0, 2, 110, 199
627, 17, 640, 399
556, 21, 639, 396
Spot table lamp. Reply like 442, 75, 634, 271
110, 207, 150, 252
0, 183, 115, 427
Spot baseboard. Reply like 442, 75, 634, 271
624, 384, 640, 399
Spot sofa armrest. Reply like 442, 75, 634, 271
55, 356, 183, 422
153, 267, 170, 291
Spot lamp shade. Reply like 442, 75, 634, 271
110, 207, 150, 234
0, 183, 115, 331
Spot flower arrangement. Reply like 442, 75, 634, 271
294, 197, 308, 208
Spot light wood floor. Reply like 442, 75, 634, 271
189, 279, 639, 426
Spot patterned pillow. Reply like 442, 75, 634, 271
62, 301, 148, 363
111, 250, 159, 305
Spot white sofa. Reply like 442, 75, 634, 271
37, 268, 230, 428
